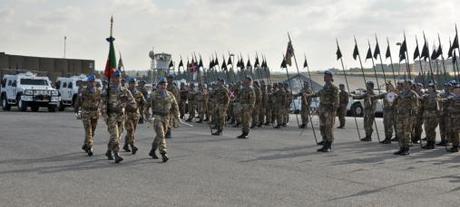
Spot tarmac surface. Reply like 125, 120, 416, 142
0, 109, 459, 207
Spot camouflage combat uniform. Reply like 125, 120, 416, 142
238, 84, 255, 136
212, 84, 230, 135
310, 82, 339, 144
337, 89, 349, 128
421, 89, 439, 147
353, 85, 377, 140
393, 87, 419, 154
123, 87, 145, 152
300, 85, 313, 128
74, 85, 101, 154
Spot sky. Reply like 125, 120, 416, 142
1, 0, 459, 72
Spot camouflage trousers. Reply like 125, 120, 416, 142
179, 100, 187, 119
233, 103, 242, 124
124, 112, 140, 145
252, 105, 260, 126
396, 115, 413, 148
282, 107, 290, 124
213, 104, 227, 131
301, 105, 310, 125
449, 116, 460, 146
319, 107, 336, 142
363, 110, 375, 137
383, 109, 395, 139
82, 111, 99, 147
106, 113, 124, 153
188, 101, 196, 120
197, 101, 205, 120
412, 114, 424, 140
258, 106, 265, 125
423, 114, 438, 143
272, 106, 283, 126
241, 106, 253, 134
265, 107, 272, 124
336, 105, 347, 127
152, 115, 169, 154
438, 114, 448, 141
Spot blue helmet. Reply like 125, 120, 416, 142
158, 77, 167, 84
87, 74, 96, 82
112, 70, 122, 78
129, 77, 137, 84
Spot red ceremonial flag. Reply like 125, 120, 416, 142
104, 37, 117, 78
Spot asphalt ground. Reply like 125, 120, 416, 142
0, 109, 459, 207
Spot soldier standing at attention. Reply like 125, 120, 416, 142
421, 82, 439, 150
74, 74, 101, 157
265, 84, 274, 126
137, 80, 148, 124
101, 70, 137, 163
446, 82, 460, 152
437, 82, 454, 146
186, 83, 197, 122
122, 78, 145, 154
376, 82, 397, 144
337, 83, 348, 129
299, 81, 313, 129
166, 75, 180, 138
305, 71, 339, 152
259, 81, 267, 127
211, 78, 230, 136
179, 82, 188, 119
251, 81, 262, 128
411, 83, 424, 144
393, 80, 419, 156
237, 76, 256, 139
144, 77, 179, 162
352, 81, 377, 142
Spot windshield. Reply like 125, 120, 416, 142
20, 79, 49, 86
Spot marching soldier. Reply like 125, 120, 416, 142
196, 83, 206, 123
376, 81, 397, 144
186, 83, 197, 122
272, 83, 285, 128
300, 81, 313, 129
122, 78, 145, 154
237, 76, 256, 139
305, 71, 339, 152
137, 80, 148, 124
337, 83, 348, 129
421, 82, 439, 149
101, 70, 137, 163
179, 82, 188, 119
144, 77, 180, 162
393, 80, 419, 156
411, 83, 424, 143
74, 74, 101, 156
352, 81, 377, 142
251, 81, 262, 128
166, 75, 180, 138
211, 78, 230, 135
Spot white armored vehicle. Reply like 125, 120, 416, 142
56, 74, 102, 111
1, 72, 60, 112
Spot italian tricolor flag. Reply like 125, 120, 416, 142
104, 36, 117, 78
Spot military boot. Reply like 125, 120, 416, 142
273, 124, 281, 129
399, 147, 410, 156
237, 132, 248, 139
317, 141, 329, 152
122, 143, 131, 152
299, 124, 306, 129
360, 136, 372, 142
212, 129, 222, 136
149, 144, 159, 159
317, 140, 324, 145
393, 147, 404, 155
131, 144, 138, 155
380, 137, 391, 144
391, 137, 400, 142
113, 152, 123, 163
447, 146, 459, 153
161, 153, 169, 163
87, 146, 94, 157
165, 129, 172, 139
105, 150, 114, 160
422, 141, 435, 150
81, 144, 88, 153
436, 140, 448, 146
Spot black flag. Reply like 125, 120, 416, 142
221, 58, 227, 70
421, 42, 429, 60
280, 57, 287, 68
246, 59, 252, 68
431, 48, 438, 60
365, 47, 372, 60
336, 45, 343, 60
285, 41, 294, 66
178, 59, 184, 68
227, 56, 232, 65
303, 58, 308, 68
413, 45, 420, 60
437, 44, 443, 57
385, 44, 391, 59
373, 42, 380, 59
399, 40, 407, 62
254, 56, 260, 67
353, 43, 359, 60
169, 60, 174, 68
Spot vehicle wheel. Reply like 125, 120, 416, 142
17, 96, 28, 112
58, 101, 65, 111
48, 106, 57, 112
352, 104, 363, 117
31, 105, 39, 112
2, 95, 11, 111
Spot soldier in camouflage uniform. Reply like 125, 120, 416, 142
445, 82, 460, 152
137, 80, 149, 124
376, 82, 397, 144
264, 84, 273, 126
437, 82, 453, 146
305, 71, 339, 152
393, 80, 419, 156
232, 84, 242, 128
166, 75, 180, 138
211, 79, 230, 136
283, 83, 292, 127
195, 83, 206, 123
272, 83, 286, 128
186, 83, 197, 122
179, 82, 188, 119
352, 81, 377, 141
251, 81, 262, 128
74, 74, 101, 156
411, 83, 424, 143
122, 78, 145, 154
421, 82, 439, 149
101, 70, 137, 163
258, 81, 267, 127
300, 81, 313, 129
144, 77, 179, 162
237, 76, 256, 139
337, 83, 348, 129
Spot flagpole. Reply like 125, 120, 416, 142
281, 53, 300, 128
438, 34, 448, 87
367, 40, 381, 142
354, 36, 367, 84
106, 16, 114, 115
301, 54, 318, 144
423, 32, 436, 83
403, 33, 411, 79
287, 32, 302, 127
375, 35, 387, 83
386, 37, 397, 83
415, 36, 426, 86
337, 39, 361, 140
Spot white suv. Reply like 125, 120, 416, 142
1, 72, 61, 112
56, 75, 102, 111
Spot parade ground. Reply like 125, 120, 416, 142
0, 111, 459, 207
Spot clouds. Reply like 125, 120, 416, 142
0, 0, 459, 72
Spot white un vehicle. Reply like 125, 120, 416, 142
56, 75, 102, 111
1, 72, 60, 112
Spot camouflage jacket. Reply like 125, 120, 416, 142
74, 86, 101, 113
339, 90, 349, 106
126, 88, 146, 114
311, 83, 339, 111
101, 85, 136, 116
421, 91, 439, 116
239, 85, 255, 111
145, 90, 179, 119
213, 85, 230, 106
394, 89, 419, 117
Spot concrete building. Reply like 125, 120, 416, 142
0, 52, 95, 81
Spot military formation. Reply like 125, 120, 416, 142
74, 68, 460, 164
